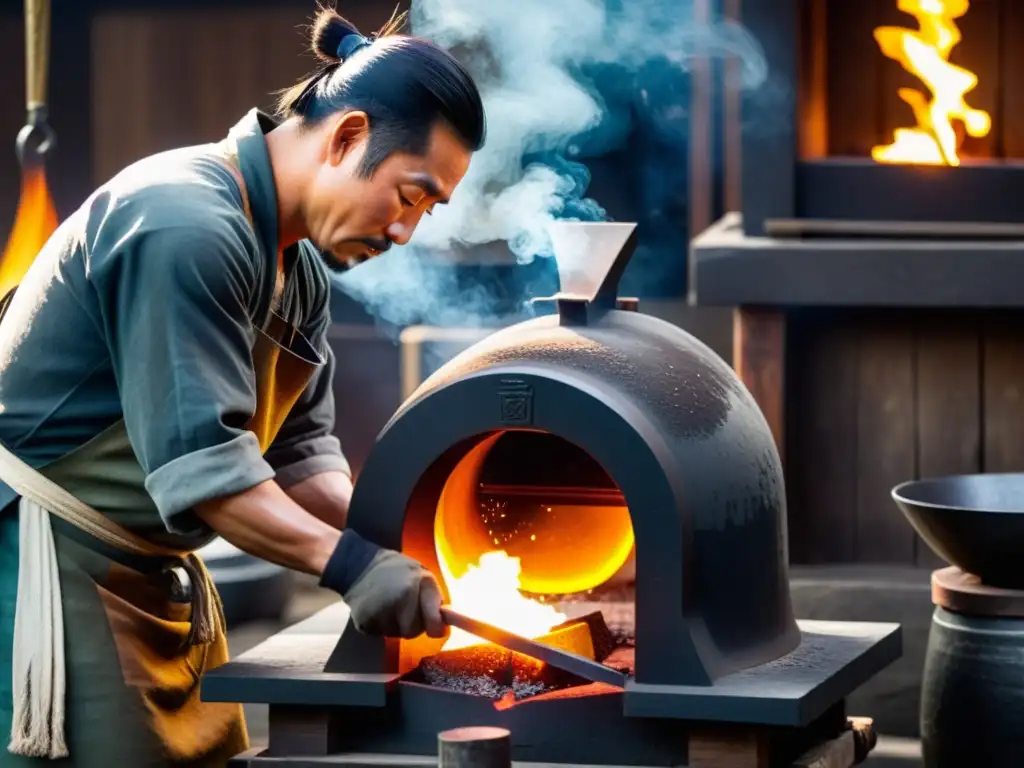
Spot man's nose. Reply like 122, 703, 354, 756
386, 209, 426, 246
385, 222, 412, 246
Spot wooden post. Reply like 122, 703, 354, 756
438, 726, 511, 768
689, 728, 770, 768
733, 307, 786, 461
791, 730, 855, 768
723, 0, 742, 213
689, 0, 713, 238
266, 706, 332, 757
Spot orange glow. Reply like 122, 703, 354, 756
434, 433, 634, 651
0, 167, 57, 298
872, 0, 991, 166
439, 551, 568, 651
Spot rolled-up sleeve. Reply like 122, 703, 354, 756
92, 220, 273, 534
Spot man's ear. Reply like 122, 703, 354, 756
327, 111, 370, 167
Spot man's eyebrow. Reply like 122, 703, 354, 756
408, 173, 450, 204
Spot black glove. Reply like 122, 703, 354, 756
320, 530, 446, 639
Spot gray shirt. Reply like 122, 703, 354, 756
0, 109, 350, 547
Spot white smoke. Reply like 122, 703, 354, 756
334, 0, 768, 327
407, 0, 609, 261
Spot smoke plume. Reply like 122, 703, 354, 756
333, 0, 767, 328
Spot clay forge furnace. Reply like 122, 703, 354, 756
207, 223, 901, 767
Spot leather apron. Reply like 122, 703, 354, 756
0, 146, 323, 766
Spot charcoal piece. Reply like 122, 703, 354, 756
418, 612, 631, 701
550, 611, 618, 662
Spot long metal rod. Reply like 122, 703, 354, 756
440, 606, 627, 688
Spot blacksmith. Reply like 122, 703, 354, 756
0, 7, 484, 765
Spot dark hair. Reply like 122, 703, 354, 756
276, 6, 486, 177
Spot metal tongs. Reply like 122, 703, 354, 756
440, 606, 628, 688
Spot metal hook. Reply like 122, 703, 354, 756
15, 106, 55, 167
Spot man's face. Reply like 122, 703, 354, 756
306, 111, 472, 269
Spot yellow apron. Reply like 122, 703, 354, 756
0, 148, 324, 766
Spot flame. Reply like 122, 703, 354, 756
872, 0, 991, 166
435, 436, 634, 595
431, 434, 635, 652
0, 167, 57, 298
439, 550, 567, 652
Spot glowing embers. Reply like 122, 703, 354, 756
433, 432, 633, 650
417, 610, 628, 705
872, 0, 991, 166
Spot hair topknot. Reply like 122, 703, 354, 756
274, 3, 485, 172
309, 5, 407, 63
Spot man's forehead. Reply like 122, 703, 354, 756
382, 124, 470, 199
420, 124, 471, 194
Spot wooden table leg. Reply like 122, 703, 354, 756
689, 728, 771, 768
266, 706, 332, 757
733, 306, 786, 461
792, 730, 856, 768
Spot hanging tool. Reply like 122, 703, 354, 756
0, 0, 57, 306
440, 606, 628, 688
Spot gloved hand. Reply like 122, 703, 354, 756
319, 529, 446, 639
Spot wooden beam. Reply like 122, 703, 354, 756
689, 728, 770, 768
791, 730, 856, 768
723, 0, 742, 213
689, 0, 714, 239
266, 706, 332, 757
733, 307, 786, 460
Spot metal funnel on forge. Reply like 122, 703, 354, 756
532, 221, 639, 323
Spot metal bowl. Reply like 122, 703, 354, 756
892, 473, 1024, 588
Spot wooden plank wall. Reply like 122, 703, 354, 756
786, 309, 1024, 567
0, 15, 26, 241
90, 3, 408, 185
816, 0, 1009, 160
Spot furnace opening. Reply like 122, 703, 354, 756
406, 430, 636, 703
435, 430, 634, 600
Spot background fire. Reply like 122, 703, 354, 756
872, 0, 991, 166
0, 166, 56, 300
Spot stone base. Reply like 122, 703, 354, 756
789, 565, 933, 739
205, 599, 898, 766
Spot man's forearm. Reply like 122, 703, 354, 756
194, 479, 341, 575
284, 470, 353, 530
